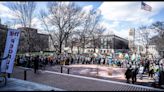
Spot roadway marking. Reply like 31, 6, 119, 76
39, 70, 163, 91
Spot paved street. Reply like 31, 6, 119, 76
43, 64, 155, 86
9, 65, 164, 91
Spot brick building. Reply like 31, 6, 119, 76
0, 24, 8, 55
17, 27, 50, 53
0, 22, 50, 54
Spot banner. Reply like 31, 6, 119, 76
1, 29, 20, 73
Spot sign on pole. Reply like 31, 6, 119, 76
1, 29, 20, 73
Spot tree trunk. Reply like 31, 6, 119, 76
94, 41, 96, 53
78, 46, 80, 54
71, 43, 73, 54
59, 42, 62, 54
93, 37, 96, 53
82, 37, 85, 53
145, 45, 148, 57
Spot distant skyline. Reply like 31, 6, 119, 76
0, 1, 164, 39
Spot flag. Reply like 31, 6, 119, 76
141, 1, 152, 11
1, 29, 20, 73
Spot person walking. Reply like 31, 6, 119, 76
34, 55, 39, 74
125, 65, 132, 83
149, 64, 154, 79
131, 64, 138, 84
138, 64, 144, 80
158, 55, 164, 88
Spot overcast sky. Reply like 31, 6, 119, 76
0, 1, 164, 39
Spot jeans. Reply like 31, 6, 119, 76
139, 73, 143, 80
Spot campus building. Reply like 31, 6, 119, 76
0, 22, 51, 54
17, 27, 50, 53
66, 34, 129, 54
0, 23, 8, 55
85, 35, 129, 54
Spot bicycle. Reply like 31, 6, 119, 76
0, 54, 9, 87
0, 72, 7, 87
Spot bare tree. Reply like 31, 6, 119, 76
87, 9, 106, 53
67, 33, 79, 53
137, 26, 152, 56
76, 9, 93, 53
149, 21, 164, 54
39, 10, 58, 52
91, 25, 106, 53
7, 2, 37, 54
39, 2, 84, 54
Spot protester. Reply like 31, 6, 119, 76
34, 55, 39, 74
149, 64, 154, 79
131, 64, 138, 84
138, 64, 144, 80
125, 65, 132, 83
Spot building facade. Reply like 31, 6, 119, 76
80, 35, 129, 54
0, 22, 51, 54
17, 27, 50, 53
0, 24, 8, 55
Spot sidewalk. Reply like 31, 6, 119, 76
10, 66, 163, 91
0, 78, 64, 91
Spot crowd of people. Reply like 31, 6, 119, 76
15, 53, 130, 69
14, 52, 164, 87
125, 55, 164, 87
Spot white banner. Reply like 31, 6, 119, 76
1, 29, 20, 73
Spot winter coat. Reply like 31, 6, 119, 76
125, 68, 132, 79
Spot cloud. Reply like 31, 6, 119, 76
99, 2, 164, 25
82, 5, 93, 14
101, 21, 128, 38
0, 3, 11, 18
99, 2, 164, 39
0, 3, 21, 21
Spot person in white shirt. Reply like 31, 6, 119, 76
101, 57, 104, 65
138, 64, 144, 80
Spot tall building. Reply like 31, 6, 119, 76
128, 28, 135, 52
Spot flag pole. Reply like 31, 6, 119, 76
140, 1, 152, 58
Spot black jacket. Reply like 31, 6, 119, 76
125, 68, 132, 79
